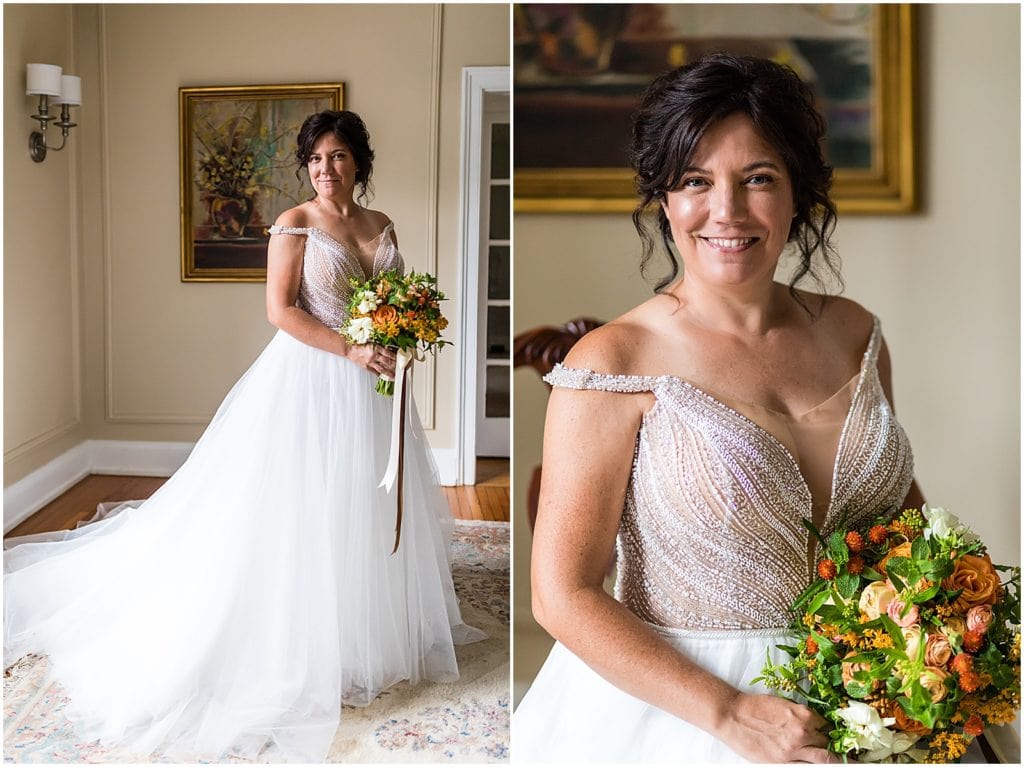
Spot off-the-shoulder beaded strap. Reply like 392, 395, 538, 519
864, 315, 882, 365
267, 225, 310, 236
543, 364, 659, 393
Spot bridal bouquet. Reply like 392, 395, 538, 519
341, 269, 450, 396
755, 506, 1020, 763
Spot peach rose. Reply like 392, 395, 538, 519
879, 542, 914, 575
887, 596, 920, 628
966, 604, 995, 635
860, 580, 897, 620
943, 554, 1001, 612
925, 631, 953, 667
920, 666, 950, 702
841, 652, 874, 689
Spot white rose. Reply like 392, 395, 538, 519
922, 505, 979, 544
835, 701, 896, 755
859, 580, 897, 620
346, 317, 374, 344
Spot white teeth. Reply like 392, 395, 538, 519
705, 237, 755, 248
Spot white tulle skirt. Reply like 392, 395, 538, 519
4, 330, 484, 762
513, 626, 792, 763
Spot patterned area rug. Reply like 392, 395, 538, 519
3, 520, 509, 763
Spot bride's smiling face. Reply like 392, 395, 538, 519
308, 132, 358, 200
662, 112, 795, 289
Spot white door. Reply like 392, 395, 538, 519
475, 95, 510, 458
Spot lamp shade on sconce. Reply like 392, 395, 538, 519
53, 75, 81, 106
26, 63, 62, 96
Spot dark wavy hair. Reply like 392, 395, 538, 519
630, 53, 841, 313
295, 110, 375, 203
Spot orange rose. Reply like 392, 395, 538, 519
371, 305, 399, 328
893, 704, 932, 735
943, 554, 1001, 612
879, 541, 913, 575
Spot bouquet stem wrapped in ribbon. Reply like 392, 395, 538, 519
754, 506, 1020, 763
341, 270, 450, 553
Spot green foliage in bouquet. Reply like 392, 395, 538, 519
753, 507, 1020, 763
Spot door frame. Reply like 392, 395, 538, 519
455, 66, 510, 486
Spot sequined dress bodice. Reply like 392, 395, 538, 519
268, 224, 404, 328
543, 317, 913, 631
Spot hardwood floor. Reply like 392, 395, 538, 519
6, 459, 509, 538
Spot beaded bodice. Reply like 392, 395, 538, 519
543, 317, 913, 631
268, 224, 404, 329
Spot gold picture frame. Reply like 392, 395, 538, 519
514, 4, 916, 214
179, 83, 344, 282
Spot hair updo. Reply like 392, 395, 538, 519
295, 110, 375, 202
630, 53, 841, 311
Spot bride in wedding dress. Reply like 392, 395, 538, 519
4, 110, 484, 763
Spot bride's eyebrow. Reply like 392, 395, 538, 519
682, 161, 782, 174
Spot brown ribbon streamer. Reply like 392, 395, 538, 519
391, 371, 407, 554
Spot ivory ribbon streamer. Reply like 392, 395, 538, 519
379, 347, 422, 553
379, 348, 418, 492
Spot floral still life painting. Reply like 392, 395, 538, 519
179, 83, 343, 282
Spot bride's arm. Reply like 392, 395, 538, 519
265, 225, 394, 376
531, 338, 833, 763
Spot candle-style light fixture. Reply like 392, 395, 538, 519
26, 63, 81, 163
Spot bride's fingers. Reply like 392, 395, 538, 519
792, 745, 843, 763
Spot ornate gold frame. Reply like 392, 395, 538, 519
179, 83, 344, 282
514, 5, 916, 215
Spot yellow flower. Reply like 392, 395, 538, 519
924, 732, 968, 762
864, 628, 893, 650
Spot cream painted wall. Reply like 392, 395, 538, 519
512, 4, 1021, 698
5, 4, 509, 485
3, 5, 88, 483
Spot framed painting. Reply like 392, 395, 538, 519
514, 4, 915, 214
179, 83, 344, 282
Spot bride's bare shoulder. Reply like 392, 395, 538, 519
561, 295, 672, 377
273, 203, 315, 228
817, 294, 876, 347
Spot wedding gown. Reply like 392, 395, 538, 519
515, 316, 918, 762
4, 222, 484, 762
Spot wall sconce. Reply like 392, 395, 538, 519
26, 63, 81, 163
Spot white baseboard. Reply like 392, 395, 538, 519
5, 440, 461, 533
88, 440, 194, 477
430, 447, 458, 486
3, 442, 93, 533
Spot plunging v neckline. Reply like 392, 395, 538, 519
642, 317, 880, 556
308, 224, 392, 281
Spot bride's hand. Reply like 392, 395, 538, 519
347, 344, 396, 377
717, 692, 839, 763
